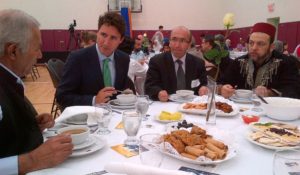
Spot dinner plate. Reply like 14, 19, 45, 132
229, 95, 252, 103
246, 132, 300, 150
154, 114, 185, 123
178, 95, 239, 117
70, 135, 106, 157
108, 99, 135, 109
169, 94, 197, 103
73, 136, 96, 150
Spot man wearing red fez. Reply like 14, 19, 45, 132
219, 22, 300, 99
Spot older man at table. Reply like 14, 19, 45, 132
56, 12, 134, 109
0, 9, 72, 174
145, 26, 208, 101
219, 22, 300, 99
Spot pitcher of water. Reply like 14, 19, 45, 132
206, 77, 217, 125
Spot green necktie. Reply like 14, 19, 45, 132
103, 58, 112, 87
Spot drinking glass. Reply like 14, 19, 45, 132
135, 95, 150, 121
94, 103, 112, 135
122, 110, 142, 146
206, 77, 217, 125
139, 133, 164, 167
251, 89, 263, 112
273, 150, 300, 175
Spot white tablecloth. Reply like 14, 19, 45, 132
29, 101, 300, 175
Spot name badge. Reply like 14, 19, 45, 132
191, 79, 200, 88
0, 106, 2, 121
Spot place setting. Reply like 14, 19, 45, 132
229, 89, 253, 104
169, 90, 197, 103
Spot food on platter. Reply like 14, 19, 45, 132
163, 126, 229, 161
182, 102, 233, 113
159, 111, 183, 121
248, 122, 300, 148
242, 115, 260, 124
170, 120, 194, 130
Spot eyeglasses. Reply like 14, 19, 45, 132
248, 40, 268, 48
170, 37, 190, 44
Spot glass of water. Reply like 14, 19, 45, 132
135, 95, 150, 121
251, 89, 263, 112
94, 103, 112, 135
273, 150, 300, 175
139, 133, 164, 167
122, 110, 142, 146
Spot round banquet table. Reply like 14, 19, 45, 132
28, 100, 300, 175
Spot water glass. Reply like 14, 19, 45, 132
94, 103, 112, 135
206, 78, 217, 125
122, 110, 142, 146
139, 133, 164, 167
273, 150, 300, 175
135, 95, 150, 121
251, 90, 263, 112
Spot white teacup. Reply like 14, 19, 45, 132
57, 125, 90, 145
176, 90, 194, 98
117, 94, 137, 104
234, 89, 252, 99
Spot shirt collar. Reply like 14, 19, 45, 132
0, 63, 25, 89
172, 53, 186, 64
96, 43, 115, 62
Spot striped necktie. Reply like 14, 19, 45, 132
176, 59, 186, 90
103, 58, 112, 87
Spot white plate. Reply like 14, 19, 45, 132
246, 132, 300, 150
178, 95, 239, 117
113, 99, 136, 106
70, 135, 106, 157
63, 113, 89, 125
230, 95, 252, 103
162, 127, 237, 164
73, 136, 96, 150
109, 100, 135, 109
169, 94, 197, 103
154, 114, 185, 123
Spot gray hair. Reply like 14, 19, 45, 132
274, 40, 284, 53
0, 9, 40, 57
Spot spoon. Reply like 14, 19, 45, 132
116, 89, 133, 94
257, 95, 268, 104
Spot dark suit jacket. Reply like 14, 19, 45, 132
56, 45, 134, 109
145, 52, 208, 100
0, 66, 43, 158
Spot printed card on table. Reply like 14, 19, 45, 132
111, 144, 139, 158
115, 122, 124, 129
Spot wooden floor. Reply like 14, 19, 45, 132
24, 65, 55, 114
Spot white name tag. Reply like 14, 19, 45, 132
191, 79, 200, 88
0, 105, 2, 121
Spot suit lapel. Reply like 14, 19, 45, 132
185, 54, 193, 89
165, 53, 177, 92
113, 51, 124, 90
90, 45, 105, 88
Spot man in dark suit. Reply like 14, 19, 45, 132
145, 26, 208, 101
56, 12, 134, 109
0, 9, 72, 174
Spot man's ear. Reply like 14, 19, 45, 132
5, 43, 18, 59
270, 43, 275, 51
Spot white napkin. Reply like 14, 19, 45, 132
55, 106, 97, 125
105, 162, 192, 175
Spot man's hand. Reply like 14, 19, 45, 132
220, 84, 235, 98
95, 87, 116, 104
254, 86, 273, 97
19, 135, 73, 174
158, 90, 169, 102
36, 113, 54, 132
198, 86, 209, 96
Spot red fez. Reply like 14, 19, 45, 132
297, 47, 300, 57
251, 22, 276, 41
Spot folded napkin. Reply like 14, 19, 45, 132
55, 106, 99, 125
105, 162, 191, 175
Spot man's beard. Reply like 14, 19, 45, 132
249, 48, 272, 65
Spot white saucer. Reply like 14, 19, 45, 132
109, 100, 135, 109
73, 136, 95, 150
169, 94, 196, 103
70, 135, 106, 157
230, 95, 252, 103
113, 99, 136, 106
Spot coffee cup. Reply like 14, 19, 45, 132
57, 125, 90, 145
234, 89, 252, 99
117, 94, 136, 104
176, 90, 194, 98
